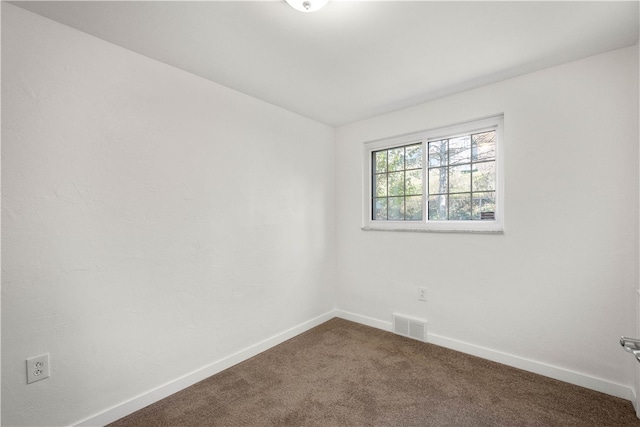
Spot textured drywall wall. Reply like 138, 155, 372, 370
636, 36, 640, 416
1, 4, 335, 426
335, 46, 639, 393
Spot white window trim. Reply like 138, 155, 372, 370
362, 115, 504, 234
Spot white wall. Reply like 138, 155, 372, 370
335, 46, 639, 396
636, 34, 640, 417
2, 3, 639, 426
1, 4, 335, 426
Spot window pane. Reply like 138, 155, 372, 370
472, 192, 496, 220
472, 161, 495, 192
405, 196, 423, 220
449, 135, 471, 165
388, 171, 405, 196
388, 148, 404, 171
449, 193, 471, 220
374, 174, 387, 197
428, 167, 447, 195
449, 164, 471, 193
472, 131, 496, 162
374, 198, 387, 220
388, 197, 404, 220
405, 169, 422, 195
374, 150, 387, 173
428, 195, 447, 220
428, 140, 447, 167
405, 144, 422, 170
371, 142, 425, 222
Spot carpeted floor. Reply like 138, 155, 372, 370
108, 318, 640, 426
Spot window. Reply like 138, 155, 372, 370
372, 143, 423, 221
362, 115, 503, 233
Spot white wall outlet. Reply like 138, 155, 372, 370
418, 286, 427, 302
26, 353, 50, 384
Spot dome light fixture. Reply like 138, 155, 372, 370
285, 0, 329, 13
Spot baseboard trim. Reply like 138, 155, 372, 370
335, 309, 393, 332
75, 308, 635, 425
427, 332, 632, 401
334, 309, 633, 402
74, 310, 337, 427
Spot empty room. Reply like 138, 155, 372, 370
2, 1, 640, 426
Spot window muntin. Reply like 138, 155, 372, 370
362, 115, 503, 233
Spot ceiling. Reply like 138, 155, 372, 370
9, 1, 640, 126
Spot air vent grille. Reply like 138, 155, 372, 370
393, 314, 427, 342
481, 211, 495, 220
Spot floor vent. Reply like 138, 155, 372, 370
393, 314, 427, 342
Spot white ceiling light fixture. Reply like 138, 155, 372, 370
285, 0, 329, 13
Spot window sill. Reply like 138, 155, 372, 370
361, 226, 504, 234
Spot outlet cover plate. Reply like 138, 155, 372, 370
26, 354, 50, 384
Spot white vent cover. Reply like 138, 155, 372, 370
393, 314, 427, 342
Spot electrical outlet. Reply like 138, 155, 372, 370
26, 354, 50, 384
418, 287, 427, 302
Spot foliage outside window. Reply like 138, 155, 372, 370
362, 116, 503, 233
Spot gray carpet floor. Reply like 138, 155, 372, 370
108, 318, 640, 426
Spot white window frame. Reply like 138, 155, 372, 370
362, 115, 504, 233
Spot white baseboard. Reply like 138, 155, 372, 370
335, 309, 393, 332
334, 309, 634, 402
74, 310, 337, 427
75, 308, 635, 426
427, 332, 632, 401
